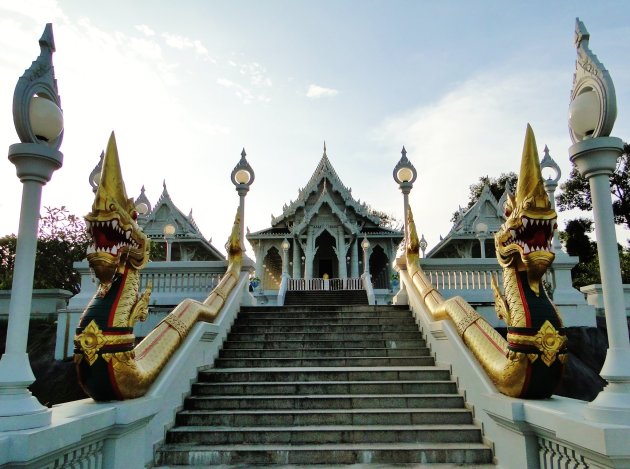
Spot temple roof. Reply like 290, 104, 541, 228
248, 146, 402, 242
270, 146, 381, 228
136, 181, 225, 260
427, 183, 507, 258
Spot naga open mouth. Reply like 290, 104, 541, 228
503, 216, 557, 255
86, 219, 139, 256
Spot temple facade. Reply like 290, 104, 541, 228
247, 147, 403, 292
426, 183, 510, 259
135, 182, 225, 262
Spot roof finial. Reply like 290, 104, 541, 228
163, 179, 166, 189
401, 146, 407, 157
323, 141, 327, 157
241, 148, 247, 158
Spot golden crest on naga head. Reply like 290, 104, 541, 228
85, 132, 150, 285
495, 125, 557, 295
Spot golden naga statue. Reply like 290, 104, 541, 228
74, 132, 243, 400
406, 124, 567, 398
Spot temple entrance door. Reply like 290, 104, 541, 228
369, 244, 390, 289
318, 259, 333, 278
313, 230, 338, 278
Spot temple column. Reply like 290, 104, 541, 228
292, 238, 301, 278
337, 228, 348, 279
350, 238, 359, 278
255, 242, 265, 281
305, 227, 314, 280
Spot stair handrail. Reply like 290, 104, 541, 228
277, 273, 289, 305
362, 272, 376, 305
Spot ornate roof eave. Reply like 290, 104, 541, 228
450, 184, 502, 233
272, 151, 380, 226
293, 190, 361, 236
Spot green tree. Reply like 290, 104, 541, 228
367, 207, 401, 230
0, 206, 89, 294
452, 172, 518, 222
557, 144, 630, 229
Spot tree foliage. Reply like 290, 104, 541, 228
557, 144, 630, 230
0, 206, 89, 294
368, 207, 401, 230
451, 172, 518, 222
559, 217, 630, 288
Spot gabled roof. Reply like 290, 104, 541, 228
271, 146, 380, 227
136, 181, 225, 260
427, 183, 506, 258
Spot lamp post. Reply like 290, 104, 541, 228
568, 19, 630, 424
0, 24, 62, 430
361, 238, 370, 276
540, 145, 563, 253
163, 223, 176, 261
475, 221, 488, 258
419, 234, 428, 258
281, 239, 290, 276
393, 147, 417, 241
231, 149, 255, 250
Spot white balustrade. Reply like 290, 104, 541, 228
425, 269, 502, 291
287, 277, 363, 291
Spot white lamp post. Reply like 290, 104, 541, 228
231, 149, 255, 250
361, 238, 370, 276
0, 24, 62, 431
281, 239, 290, 276
419, 234, 428, 258
163, 223, 176, 262
540, 146, 563, 253
393, 147, 418, 241
475, 221, 488, 258
568, 19, 630, 424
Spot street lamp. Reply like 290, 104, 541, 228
0, 24, 62, 430
419, 234, 428, 258
568, 19, 630, 424
281, 238, 290, 276
540, 145, 562, 253
475, 221, 488, 258
163, 223, 176, 262
361, 238, 370, 276
231, 148, 255, 249
393, 147, 417, 240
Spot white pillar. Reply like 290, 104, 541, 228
350, 239, 359, 277
570, 137, 630, 424
0, 143, 62, 430
292, 238, 301, 278
337, 230, 348, 279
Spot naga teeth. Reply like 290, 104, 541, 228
125, 231, 131, 239
112, 219, 118, 229
523, 245, 530, 254
522, 218, 529, 228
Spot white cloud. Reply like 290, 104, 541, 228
162, 32, 211, 60
372, 68, 571, 250
306, 84, 339, 99
135, 24, 155, 37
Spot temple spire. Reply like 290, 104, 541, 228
323, 141, 327, 157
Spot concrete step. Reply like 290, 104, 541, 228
219, 347, 429, 358
240, 305, 408, 314
234, 316, 417, 326
231, 324, 419, 333
191, 380, 458, 396
184, 394, 466, 410
214, 356, 434, 368
222, 338, 425, 349
199, 367, 452, 383
176, 408, 473, 427
165, 424, 484, 445
226, 331, 422, 341
155, 442, 494, 466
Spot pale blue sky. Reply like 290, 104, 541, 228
1, 1, 629, 253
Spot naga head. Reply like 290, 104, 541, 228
495, 125, 557, 295
85, 132, 149, 285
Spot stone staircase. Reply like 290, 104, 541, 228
155, 304, 494, 466
284, 289, 368, 305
